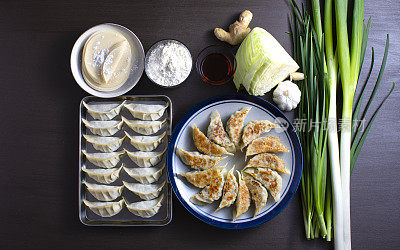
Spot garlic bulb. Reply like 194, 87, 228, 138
273, 80, 301, 111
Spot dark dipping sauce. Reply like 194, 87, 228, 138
200, 53, 233, 84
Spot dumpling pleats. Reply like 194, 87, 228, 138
83, 182, 124, 201
179, 164, 226, 188
123, 181, 166, 200
193, 124, 232, 156
126, 149, 166, 168
176, 147, 226, 170
226, 107, 251, 148
124, 194, 164, 218
241, 120, 276, 150
125, 131, 166, 152
243, 173, 268, 216
207, 111, 235, 153
233, 171, 251, 221
83, 199, 124, 217
82, 150, 125, 168
82, 119, 123, 136
190, 168, 227, 206
244, 167, 283, 202
82, 165, 122, 184
245, 153, 290, 174
83, 134, 125, 153
123, 165, 165, 184
216, 166, 238, 211
83, 100, 126, 120
124, 103, 168, 121
122, 116, 166, 135
245, 136, 289, 159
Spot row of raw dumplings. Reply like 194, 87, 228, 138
177, 107, 290, 220
83, 176, 165, 201
81, 100, 169, 218
82, 100, 168, 136
83, 100, 169, 121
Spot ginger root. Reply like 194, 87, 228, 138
214, 10, 253, 45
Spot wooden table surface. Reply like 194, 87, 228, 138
1, 0, 399, 249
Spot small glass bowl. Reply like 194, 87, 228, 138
196, 45, 237, 85
144, 39, 192, 88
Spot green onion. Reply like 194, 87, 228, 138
323, 0, 343, 245
351, 35, 390, 172
289, 0, 395, 248
290, 1, 329, 239
335, 0, 364, 247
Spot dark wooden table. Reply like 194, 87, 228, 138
1, 0, 399, 249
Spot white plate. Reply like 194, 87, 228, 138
71, 23, 144, 98
167, 95, 302, 229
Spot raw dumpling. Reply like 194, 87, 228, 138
83, 134, 125, 152
193, 124, 232, 156
241, 120, 276, 149
243, 173, 268, 217
124, 194, 164, 218
245, 153, 290, 174
125, 131, 166, 151
226, 107, 251, 147
123, 181, 166, 200
82, 100, 126, 120
122, 116, 166, 135
83, 181, 124, 201
233, 171, 251, 221
246, 136, 289, 159
83, 199, 124, 217
176, 147, 226, 170
216, 166, 238, 211
82, 165, 122, 184
190, 168, 227, 206
207, 111, 235, 153
244, 167, 283, 202
126, 149, 166, 168
123, 164, 165, 184
179, 164, 226, 188
125, 103, 169, 121
82, 150, 125, 168
82, 119, 123, 136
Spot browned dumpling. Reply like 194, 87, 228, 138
207, 111, 236, 153
176, 147, 226, 170
179, 164, 226, 188
190, 168, 227, 205
245, 153, 290, 174
243, 173, 268, 217
226, 107, 251, 148
233, 171, 251, 221
193, 124, 232, 156
244, 167, 282, 202
216, 167, 238, 211
245, 136, 289, 159
241, 120, 276, 150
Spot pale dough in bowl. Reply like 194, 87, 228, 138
82, 29, 132, 92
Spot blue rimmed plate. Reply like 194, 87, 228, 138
167, 95, 302, 229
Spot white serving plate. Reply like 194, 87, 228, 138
167, 95, 302, 229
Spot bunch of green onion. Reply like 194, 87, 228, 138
289, 0, 395, 248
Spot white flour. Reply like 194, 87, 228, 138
146, 41, 192, 86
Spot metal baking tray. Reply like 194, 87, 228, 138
79, 95, 172, 226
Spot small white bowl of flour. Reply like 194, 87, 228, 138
145, 39, 192, 88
